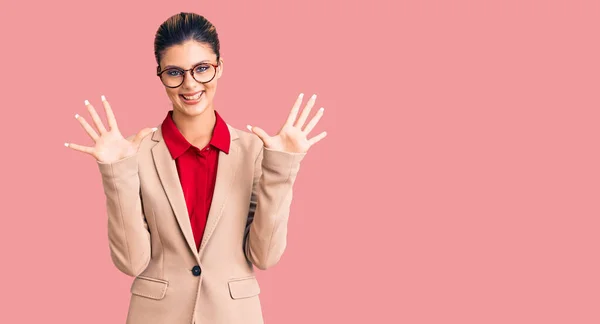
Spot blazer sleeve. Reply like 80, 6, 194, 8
244, 146, 306, 270
97, 153, 151, 277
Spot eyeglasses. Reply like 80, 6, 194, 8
157, 62, 219, 88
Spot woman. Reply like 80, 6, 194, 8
65, 12, 326, 324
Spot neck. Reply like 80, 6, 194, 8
171, 107, 216, 148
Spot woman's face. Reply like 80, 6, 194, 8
158, 40, 223, 118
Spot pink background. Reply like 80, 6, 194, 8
1, 0, 599, 323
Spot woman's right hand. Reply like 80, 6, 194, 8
65, 95, 156, 163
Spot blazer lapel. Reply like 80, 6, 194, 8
199, 125, 241, 256
151, 129, 199, 258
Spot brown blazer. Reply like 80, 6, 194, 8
96, 123, 306, 324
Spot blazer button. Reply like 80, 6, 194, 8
191, 265, 201, 276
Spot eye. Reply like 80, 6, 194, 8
166, 69, 183, 77
194, 65, 210, 73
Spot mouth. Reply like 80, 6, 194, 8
179, 90, 205, 103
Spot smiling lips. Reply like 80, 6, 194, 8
180, 90, 204, 102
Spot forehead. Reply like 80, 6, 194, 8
161, 40, 216, 68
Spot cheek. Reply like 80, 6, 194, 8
206, 82, 218, 95
166, 88, 179, 99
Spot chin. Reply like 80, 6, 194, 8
174, 99, 212, 117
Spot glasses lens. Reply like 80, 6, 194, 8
161, 69, 184, 87
192, 64, 216, 83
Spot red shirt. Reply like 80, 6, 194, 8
161, 110, 231, 251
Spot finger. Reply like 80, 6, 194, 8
294, 93, 317, 129
247, 125, 270, 145
101, 95, 118, 131
85, 100, 108, 134
74, 114, 99, 141
303, 107, 324, 134
132, 127, 156, 146
284, 93, 305, 127
308, 131, 327, 146
64, 142, 94, 155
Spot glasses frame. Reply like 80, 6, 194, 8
156, 62, 220, 88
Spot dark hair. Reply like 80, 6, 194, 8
154, 12, 220, 70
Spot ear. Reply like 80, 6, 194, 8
217, 58, 224, 79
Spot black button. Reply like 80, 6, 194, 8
191, 265, 201, 276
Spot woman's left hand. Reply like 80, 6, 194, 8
247, 93, 327, 153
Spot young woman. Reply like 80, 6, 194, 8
65, 12, 326, 324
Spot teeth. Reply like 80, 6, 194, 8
182, 92, 203, 100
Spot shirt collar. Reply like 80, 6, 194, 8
161, 109, 231, 160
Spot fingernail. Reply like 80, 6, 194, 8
311, 94, 317, 100
152, 127, 158, 131
84, 100, 89, 106
247, 125, 252, 131
319, 107, 324, 112
75, 114, 79, 119
101, 95, 106, 101
299, 93, 304, 98
64, 143, 69, 147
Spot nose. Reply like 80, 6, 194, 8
181, 70, 201, 90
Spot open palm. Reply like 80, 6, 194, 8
247, 93, 327, 153
65, 96, 155, 163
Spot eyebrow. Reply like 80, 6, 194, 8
163, 60, 212, 70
